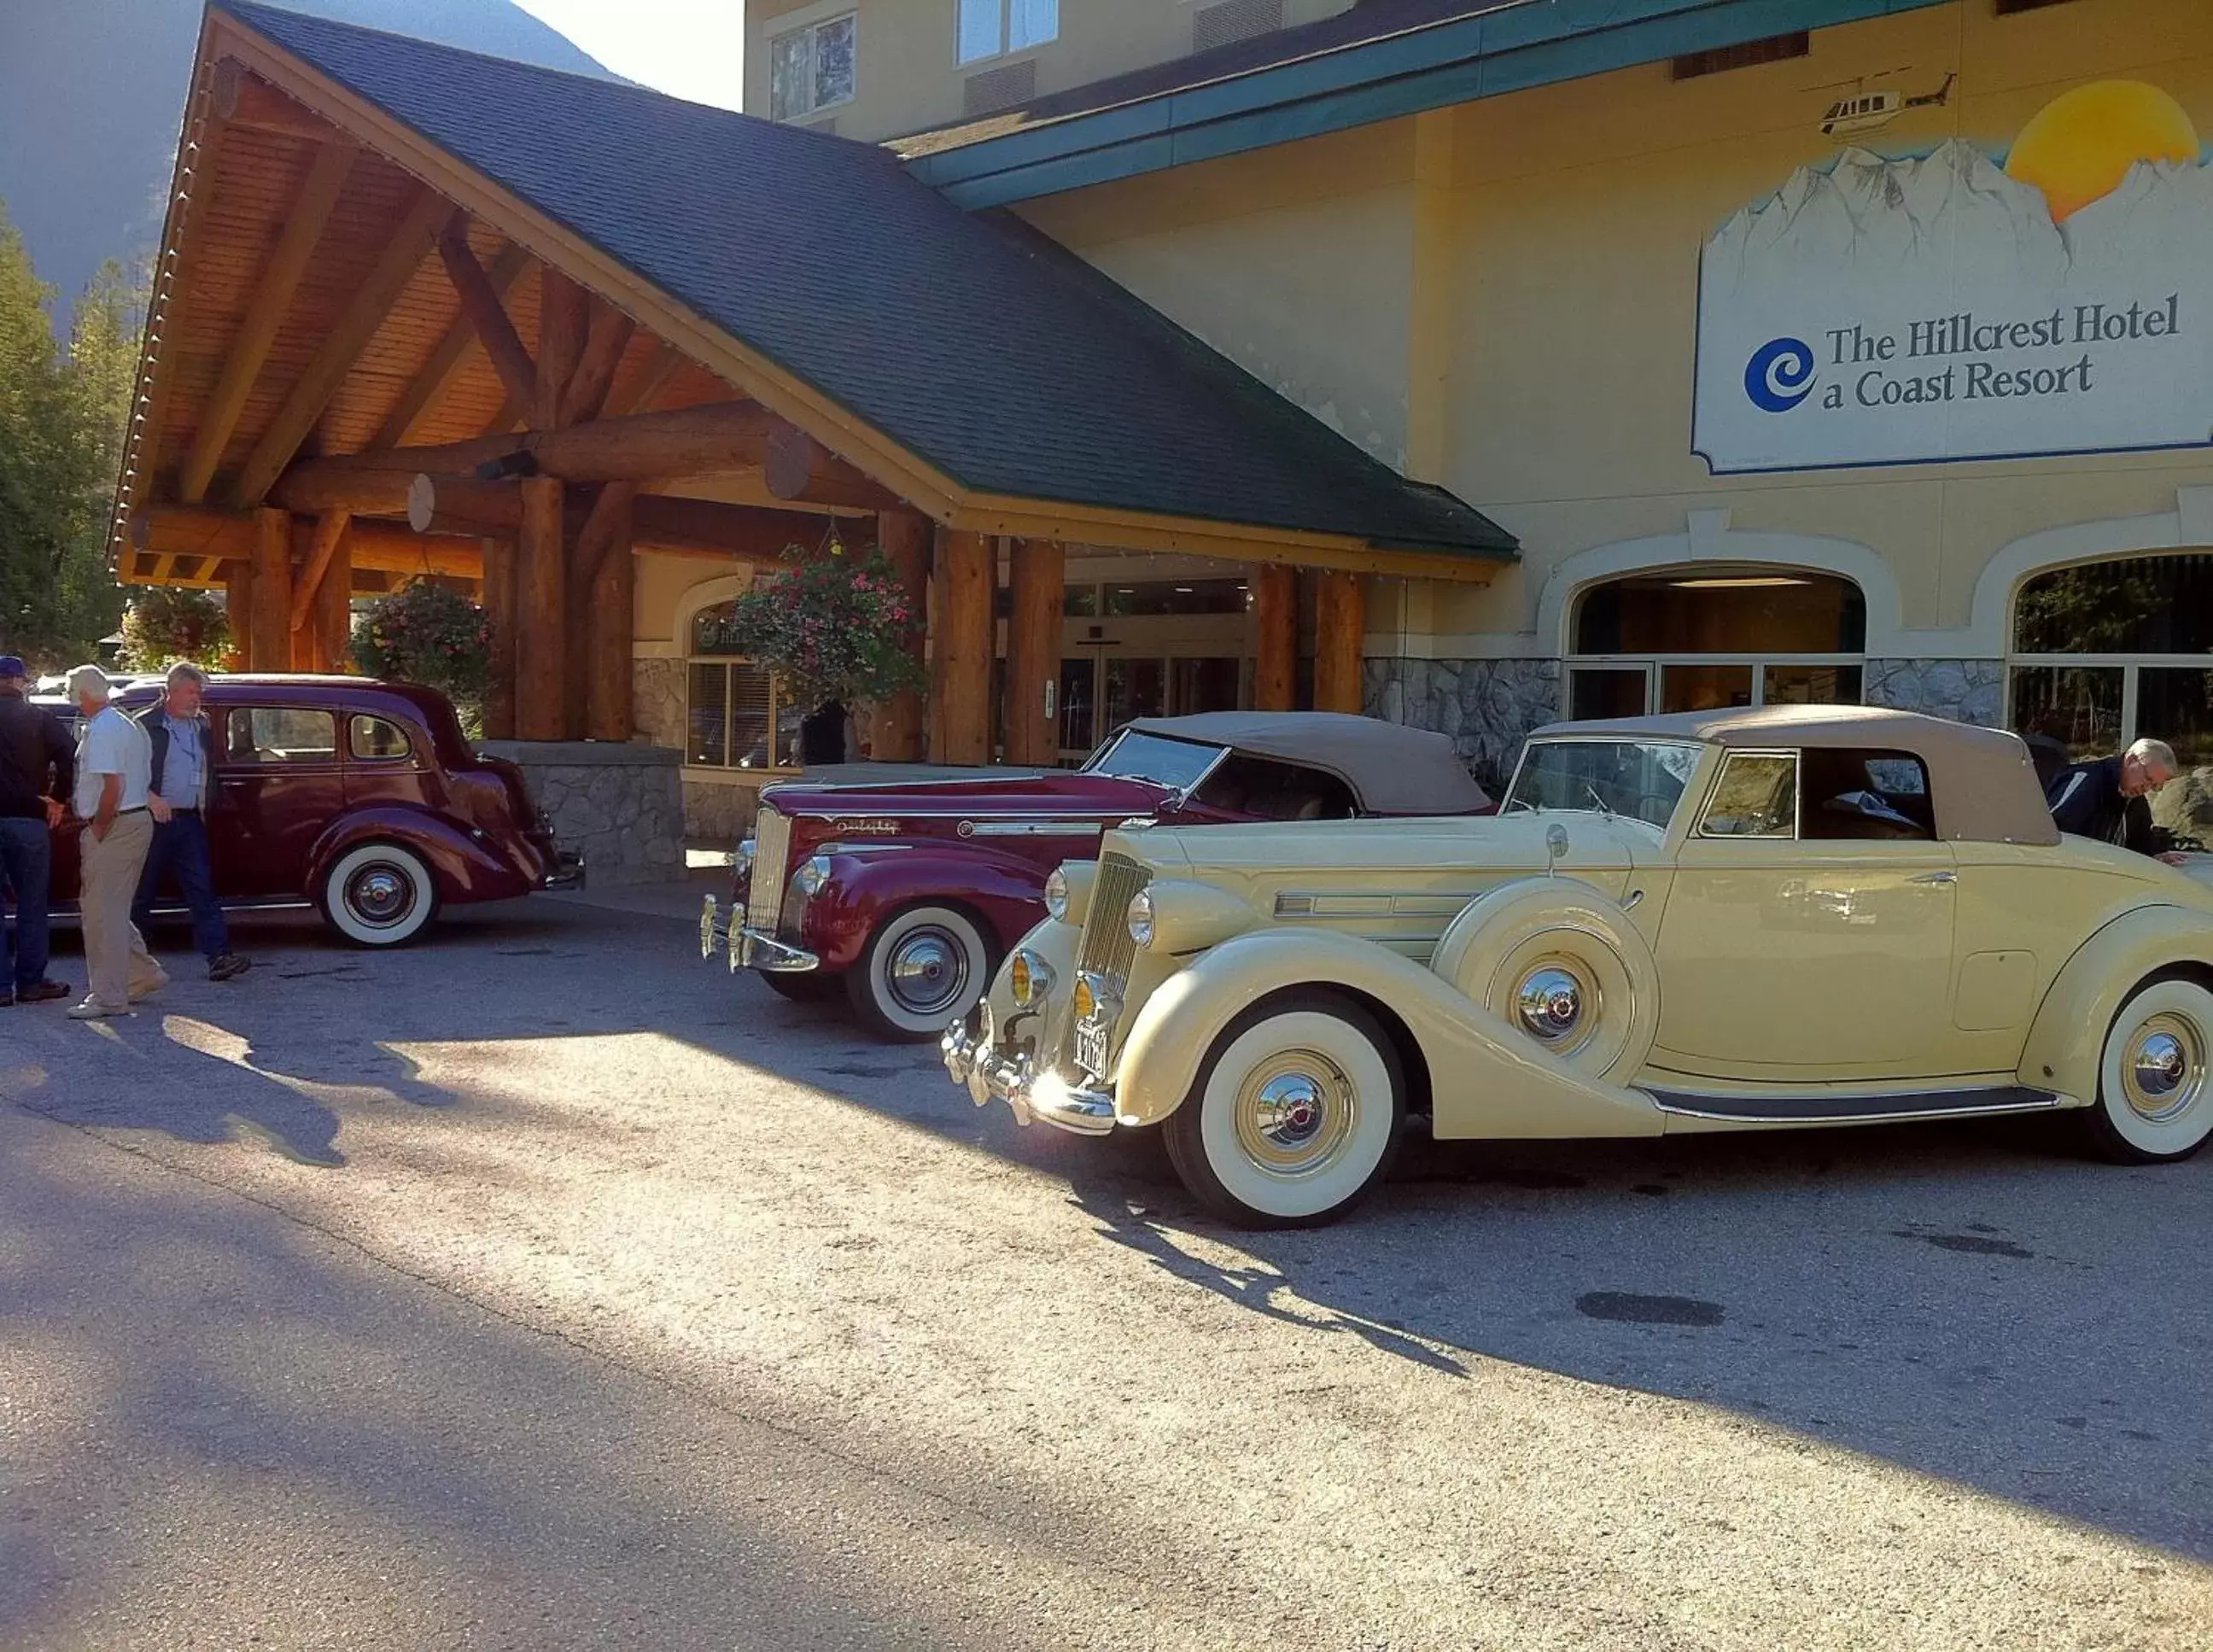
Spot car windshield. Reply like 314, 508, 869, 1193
1506, 739, 1701, 829
1082, 730, 1225, 792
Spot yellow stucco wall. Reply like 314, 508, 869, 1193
1018, 0, 2213, 658
744, 0, 1358, 138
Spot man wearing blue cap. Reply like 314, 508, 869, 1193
0, 655, 76, 1007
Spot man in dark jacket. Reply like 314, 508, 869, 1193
2048, 737, 2188, 865
133, 663, 250, 981
0, 654, 75, 1006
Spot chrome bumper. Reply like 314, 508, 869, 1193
940, 1023, 1117, 1137
698, 895, 820, 974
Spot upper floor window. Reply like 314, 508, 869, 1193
770, 13, 857, 121
958, 0, 1057, 65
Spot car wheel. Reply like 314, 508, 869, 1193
846, 904, 993, 1041
1165, 995, 1404, 1229
2077, 976, 2213, 1164
319, 842, 439, 948
761, 970, 841, 1004
1435, 880, 1657, 1082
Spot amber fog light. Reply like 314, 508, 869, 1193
1010, 948, 1054, 1008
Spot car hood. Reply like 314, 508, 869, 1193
1106, 810, 1661, 882
760, 768, 1168, 820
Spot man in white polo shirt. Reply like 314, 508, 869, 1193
67, 665, 166, 1019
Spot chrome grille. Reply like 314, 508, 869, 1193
1077, 853, 1151, 984
748, 805, 791, 931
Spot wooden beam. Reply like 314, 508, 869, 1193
177, 138, 357, 504
223, 557, 254, 669
480, 388, 528, 439
133, 504, 482, 578
481, 536, 517, 739
289, 510, 351, 636
762, 423, 901, 511
313, 517, 353, 671
231, 190, 458, 507
1253, 563, 1295, 713
558, 301, 636, 429
1314, 569, 1364, 715
269, 465, 422, 518
249, 508, 293, 672
931, 528, 993, 765
373, 244, 532, 449
435, 227, 538, 414
873, 509, 929, 762
212, 61, 347, 143
516, 476, 565, 740
563, 482, 634, 737
585, 487, 636, 743
534, 268, 587, 432
405, 474, 825, 561
279, 400, 777, 489
1003, 537, 1063, 766
602, 336, 686, 419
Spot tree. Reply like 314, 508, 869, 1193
0, 199, 144, 670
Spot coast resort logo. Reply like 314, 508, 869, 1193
1745, 337, 1817, 412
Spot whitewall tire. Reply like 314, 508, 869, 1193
320, 842, 439, 948
846, 904, 993, 1042
1165, 997, 1404, 1229
2080, 976, 2213, 1163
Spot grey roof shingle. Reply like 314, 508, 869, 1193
218, 1, 1515, 559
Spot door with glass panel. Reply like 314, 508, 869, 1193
1569, 569, 1866, 716
1058, 575, 1252, 760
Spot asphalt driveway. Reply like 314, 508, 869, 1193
3, 884, 2209, 1649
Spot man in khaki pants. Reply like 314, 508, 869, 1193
67, 666, 166, 1019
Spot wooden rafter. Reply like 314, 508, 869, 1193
277, 400, 776, 488
230, 188, 459, 507
177, 137, 358, 503
603, 336, 686, 419
534, 267, 587, 432
374, 242, 531, 448
557, 301, 636, 429
436, 225, 539, 413
289, 509, 352, 633
212, 60, 346, 143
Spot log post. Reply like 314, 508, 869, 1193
567, 482, 634, 738
517, 477, 565, 739
587, 489, 636, 743
874, 509, 930, 761
1003, 537, 1063, 766
314, 523, 353, 671
250, 508, 293, 672
223, 558, 255, 670
1314, 569, 1365, 715
1253, 563, 1296, 712
930, 528, 993, 765
481, 536, 517, 738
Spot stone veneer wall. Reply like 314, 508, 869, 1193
634, 657, 686, 750
1364, 657, 1562, 793
1861, 658, 2005, 727
476, 739, 686, 887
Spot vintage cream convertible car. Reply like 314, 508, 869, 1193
942, 705, 2213, 1226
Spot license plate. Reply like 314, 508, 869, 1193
1074, 1022, 1109, 1078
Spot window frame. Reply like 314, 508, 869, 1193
768, 10, 858, 122
2005, 551, 2213, 757
956, 0, 1059, 66
685, 654, 802, 776
1695, 749, 1801, 840
222, 706, 342, 768
347, 713, 416, 765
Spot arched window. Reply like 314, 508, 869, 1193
2009, 552, 2213, 763
1568, 567, 1865, 719
686, 600, 799, 771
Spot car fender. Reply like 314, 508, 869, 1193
2019, 902, 2213, 1104
307, 807, 527, 906
1111, 926, 1664, 1140
801, 845, 1052, 973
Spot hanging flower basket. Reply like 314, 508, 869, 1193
720, 539, 925, 709
353, 578, 492, 725
116, 587, 229, 673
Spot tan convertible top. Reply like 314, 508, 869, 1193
1528, 703, 2059, 846
1123, 712, 1492, 815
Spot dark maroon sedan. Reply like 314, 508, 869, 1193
38, 675, 578, 947
700, 712, 1492, 1039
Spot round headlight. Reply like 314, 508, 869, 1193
794, 854, 832, 897
1126, 889, 1155, 949
1009, 947, 1055, 1008
1043, 867, 1069, 922
734, 837, 756, 877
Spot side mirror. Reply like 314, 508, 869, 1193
1545, 823, 1570, 875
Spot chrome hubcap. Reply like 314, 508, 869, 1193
2122, 1016, 2203, 1124
1234, 1050, 1356, 1178
348, 866, 413, 927
1515, 965, 1585, 1042
885, 927, 967, 1016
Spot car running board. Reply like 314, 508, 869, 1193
1644, 1085, 2064, 1124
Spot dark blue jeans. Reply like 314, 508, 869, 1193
132, 810, 231, 960
0, 814, 54, 992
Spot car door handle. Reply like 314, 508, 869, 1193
1908, 871, 1957, 884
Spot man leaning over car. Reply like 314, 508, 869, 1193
135, 662, 250, 982
0, 653, 75, 1007
2048, 737, 2191, 866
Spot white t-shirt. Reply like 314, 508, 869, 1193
74, 704, 153, 820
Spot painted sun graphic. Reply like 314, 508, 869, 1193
2004, 79, 2202, 223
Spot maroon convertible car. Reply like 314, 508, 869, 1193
699, 711, 1492, 1040
35, 675, 579, 947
